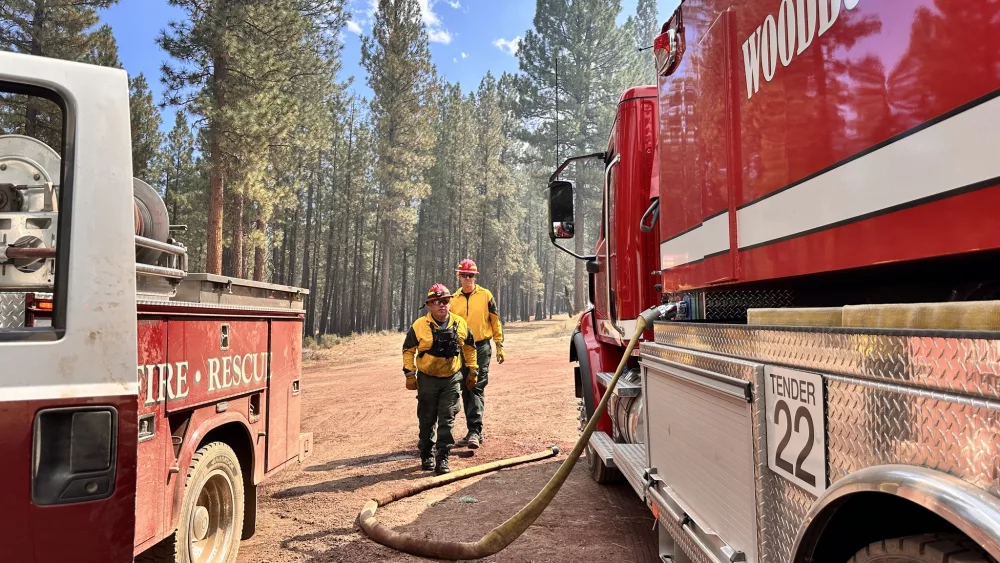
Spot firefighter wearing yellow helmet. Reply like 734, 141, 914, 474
451, 259, 505, 450
402, 283, 478, 474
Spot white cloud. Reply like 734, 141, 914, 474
418, 0, 452, 44
427, 28, 452, 44
453, 57, 458, 63
346, 20, 363, 34
361, 0, 453, 44
461, 52, 468, 59
493, 36, 521, 56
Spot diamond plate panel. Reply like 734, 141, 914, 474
826, 375, 1000, 494
0, 292, 25, 328
702, 290, 794, 322
644, 327, 1000, 563
654, 323, 1000, 401
657, 503, 715, 563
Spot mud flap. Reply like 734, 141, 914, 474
298, 432, 314, 462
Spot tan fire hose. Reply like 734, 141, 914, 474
358, 304, 673, 560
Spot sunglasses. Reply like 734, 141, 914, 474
431, 298, 451, 306
459, 273, 476, 278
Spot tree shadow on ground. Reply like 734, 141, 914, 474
305, 449, 419, 472
272, 464, 428, 499
288, 456, 657, 563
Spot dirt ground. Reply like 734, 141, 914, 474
237, 315, 659, 563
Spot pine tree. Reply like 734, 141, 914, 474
632, 0, 658, 85
0, 0, 119, 145
160, 0, 347, 275
516, 0, 637, 313
362, 0, 437, 330
129, 74, 163, 181
161, 112, 197, 222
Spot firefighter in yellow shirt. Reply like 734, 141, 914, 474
451, 259, 505, 450
402, 283, 478, 474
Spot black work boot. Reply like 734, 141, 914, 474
467, 433, 481, 450
420, 453, 435, 471
435, 454, 450, 475
455, 433, 472, 447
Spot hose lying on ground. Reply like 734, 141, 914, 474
358, 304, 674, 560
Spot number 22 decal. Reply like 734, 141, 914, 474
765, 366, 826, 496
772, 400, 816, 486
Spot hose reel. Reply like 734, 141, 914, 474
0, 135, 172, 289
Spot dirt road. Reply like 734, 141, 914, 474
238, 316, 658, 562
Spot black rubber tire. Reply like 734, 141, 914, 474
849, 534, 990, 563
134, 534, 177, 563
586, 443, 622, 484
175, 442, 245, 563
572, 332, 596, 420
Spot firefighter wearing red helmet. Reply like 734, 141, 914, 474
451, 258, 505, 450
401, 283, 478, 474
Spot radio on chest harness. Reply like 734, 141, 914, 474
420, 318, 461, 359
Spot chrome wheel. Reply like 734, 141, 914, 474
186, 469, 237, 562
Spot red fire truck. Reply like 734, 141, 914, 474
0, 52, 311, 562
549, 1, 1000, 562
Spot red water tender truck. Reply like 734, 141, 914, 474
0, 52, 311, 562
549, 1, 1000, 562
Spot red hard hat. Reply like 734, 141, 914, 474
456, 259, 478, 274
426, 283, 451, 304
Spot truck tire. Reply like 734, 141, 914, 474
849, 534, 990, 563
586, 443, 622, 484
572, 333, 596, 420
176, 442, 245, 563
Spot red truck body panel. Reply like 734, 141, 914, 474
593, 87, 662, 344
657, 0, 1000, 292
132, 307, 303, 556
0, 394, 138, 562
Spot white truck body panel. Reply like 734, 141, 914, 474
0, 51, 138, 402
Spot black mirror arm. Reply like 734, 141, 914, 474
550, 238, 596, 261
548, 152, 607, 183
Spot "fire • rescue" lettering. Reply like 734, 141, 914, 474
138, 352, 271, 406
207, 352, 270, 392
742, 0, 861, 100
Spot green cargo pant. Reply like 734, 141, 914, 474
417, 372, 462, 457
460, 340, 491, 438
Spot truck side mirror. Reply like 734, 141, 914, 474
548, 180, 575, 240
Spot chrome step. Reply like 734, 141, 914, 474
589, 431, 616, 468
596, 371, 642, 397
613, 442, 647, 498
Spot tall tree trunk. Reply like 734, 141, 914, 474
231, 192, 245, 278
206, 46, 228, 274
275, 210, 288, 284
319, 209, 337, 335
289, 195, 300, 285
398, 245, 409, 330
349, 208, 365, 334
23, 3, 44, 137
253, 218, 267, 281
368, 220, 382, 331
549, 252, 558, 319
377, 226, 393, 330
301, 168, 317, 337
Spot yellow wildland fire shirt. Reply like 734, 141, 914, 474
402, 312, 478, 377
452, 285, 504, 344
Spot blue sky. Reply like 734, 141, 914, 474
98, 0, 680, 132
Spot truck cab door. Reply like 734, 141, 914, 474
0, 53, 139, 562
596, 154, 623, 344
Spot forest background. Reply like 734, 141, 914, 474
0, 0, 667, 338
